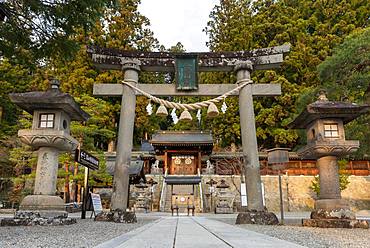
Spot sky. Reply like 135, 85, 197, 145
138, 0, 219, 52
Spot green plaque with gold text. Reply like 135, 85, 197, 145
175, 55, 198, 91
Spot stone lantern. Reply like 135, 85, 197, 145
289, 92, 369, 228
134, 178, 149, 213
3, 79, 89, 225
215, 179, 234, 214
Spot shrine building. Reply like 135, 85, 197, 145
150, 131, 213, 175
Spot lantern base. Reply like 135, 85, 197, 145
302, 203, 368, 229
302, 218, 368, 229
215, 206, 233, 214
19, 195, 65, 212
0, 210, 76, 226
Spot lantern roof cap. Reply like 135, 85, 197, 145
9, 79, 90, 121
288, 94, 369, 129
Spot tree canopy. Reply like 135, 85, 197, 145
0, 0, 116, 63
203, 0, 370, 150
318, 27, 370, 157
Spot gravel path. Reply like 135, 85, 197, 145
216, 218, 370, 248
0, 217, 158, 248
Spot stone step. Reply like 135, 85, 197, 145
160, 183, 204, 212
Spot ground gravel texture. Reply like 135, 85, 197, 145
0, 217, 158, 248
218, 218, 370, 248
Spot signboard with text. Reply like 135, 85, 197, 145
75, 149, 99, 170
90, 193, 103, 214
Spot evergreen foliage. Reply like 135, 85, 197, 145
318, 27, 370, 158
0, 0, 116, 63
0, 0, 159, 203
204, 0, 370, 150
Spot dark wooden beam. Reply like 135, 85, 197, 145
87, 44, 290, 72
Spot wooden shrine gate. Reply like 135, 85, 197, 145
150, 130, 213, 176
170, 155, 196, 175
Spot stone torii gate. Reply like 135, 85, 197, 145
87, 44, 290, 221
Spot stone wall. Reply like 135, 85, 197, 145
201, 175, 370, 212
342, 176, 370, 210
74, 175, 370, 212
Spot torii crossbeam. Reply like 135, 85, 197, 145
88, 44, 290, 219
87, 44, 290, 72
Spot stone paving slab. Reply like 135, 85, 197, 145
95, 216, 305, 248
193, 217, 305, 248
175, 217, 230, 248
95, 218, 175, 248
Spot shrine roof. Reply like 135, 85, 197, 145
9, 88, 90, 121
164, 175, 201, 185
288, 99, 370, 129
150, 131, 213, 146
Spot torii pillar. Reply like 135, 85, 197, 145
110, 61, 140, 211
236, 61, 264, 211
94, 60, 140, 223
235, 61, 279, 224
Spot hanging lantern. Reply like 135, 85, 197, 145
156, 104, 168, 117
207, 102, 219, 117
179, 109, 192, 122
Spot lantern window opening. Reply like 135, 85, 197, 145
39, 113, 55, 128
324, 123, 339, 138
311, 129, 315, 138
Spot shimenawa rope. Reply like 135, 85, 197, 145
121, 79, 252, 111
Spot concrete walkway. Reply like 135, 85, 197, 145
95, 217, 304, 248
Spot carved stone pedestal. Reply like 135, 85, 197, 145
215, 193, 234, 214
301, 156, 369, 229
236, 210, 279, 225
302, 200, 369, 229
20, 195, 65, 211
151, 168, 162, 175
134, 195, 149, 213
303, 208, 368, 228
302, 218, 369, 229
95, 209, 137, 223
215, 206, 233, 214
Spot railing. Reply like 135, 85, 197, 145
159, 169, 168, 212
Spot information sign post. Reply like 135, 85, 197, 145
75, 148, 99, 219
90, 193, 103, 216
267, 148, 290, 225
